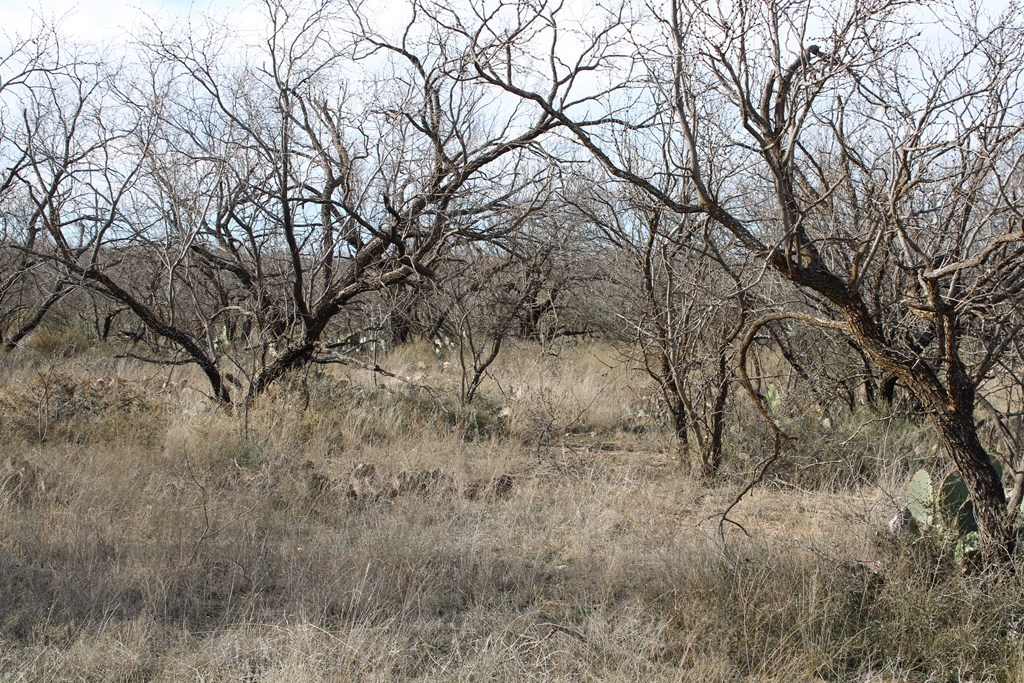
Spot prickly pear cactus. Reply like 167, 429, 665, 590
938, 470, 977, 536
903, 466, 980, 567
954, 531, 981, 570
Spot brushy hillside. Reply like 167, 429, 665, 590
1, 341, 1022, 682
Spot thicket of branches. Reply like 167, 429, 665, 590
3, 0, 1024, 562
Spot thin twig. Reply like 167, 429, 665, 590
182, 452, 261, 566
116, 353, 195, 366
715, 432, 783, 540
539, 622, 589, 645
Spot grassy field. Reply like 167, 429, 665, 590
1, 340, 1022, 681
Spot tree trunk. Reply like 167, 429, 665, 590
830, 288, 1014, 562
666, 389, 690, 466
81, 270, 232, 405
248, 341, 315, 403
933, 409, 1015, 562
700, 352, 730, 479
3, 285, 70, 352
879, 374, 897, 406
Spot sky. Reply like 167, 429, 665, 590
3, 0, 265, 45
3, 0, 1018, 67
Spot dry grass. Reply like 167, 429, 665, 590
1, 343, 1022, 681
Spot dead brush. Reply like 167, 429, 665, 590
343, 461, 515, 505
0, 455, 50, 507
2, 346, 1023, 681
0, 366, 153, 444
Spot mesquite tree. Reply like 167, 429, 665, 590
11, 0, 562, 404
453, 0, 1024, 561
0, 22, 79, 351
150, 0, 563, 403
570, 181, 749, 477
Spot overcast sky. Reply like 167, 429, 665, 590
4, 0, 1017, 58
4, 0, 265, 45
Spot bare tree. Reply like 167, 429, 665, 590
568, 178, 749, 476
5, 0, 564, 405
0, 22, 78, 351
439, 207, 574, 404
6, 41, 242, 400
455, 0, 1024, 560
129, 0, 563, 403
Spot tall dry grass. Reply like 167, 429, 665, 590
1, 341, 1022, 681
